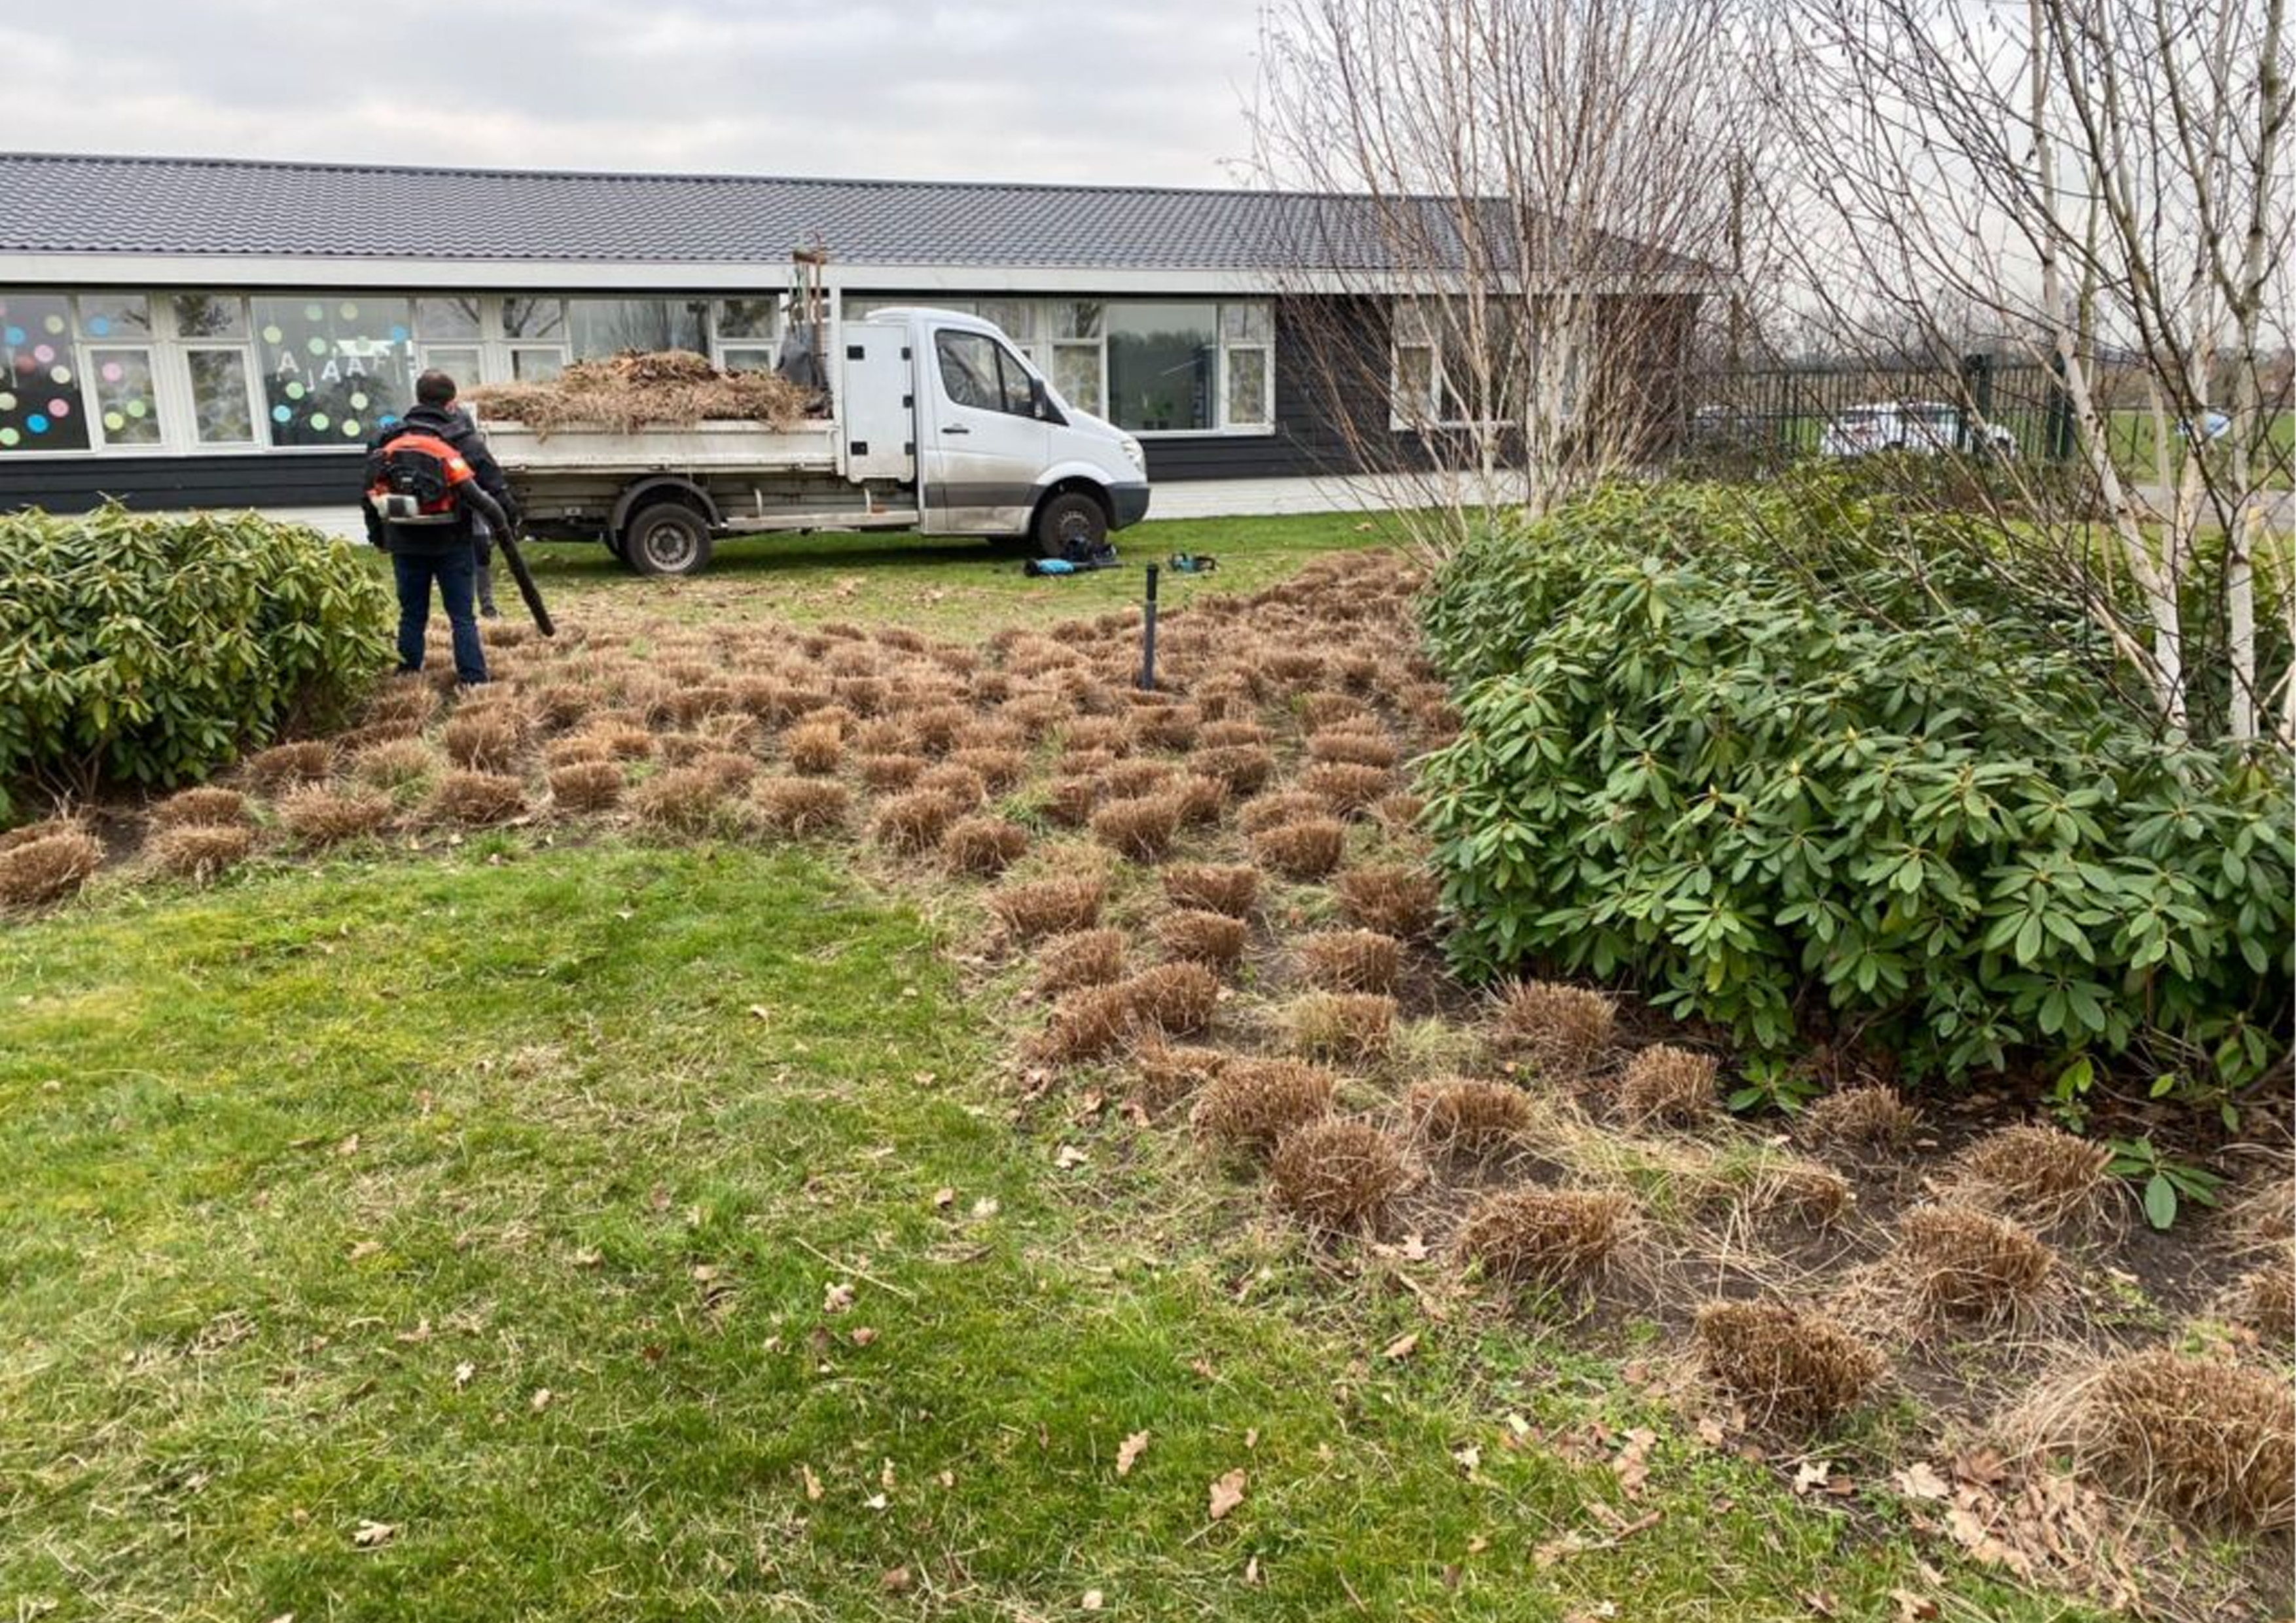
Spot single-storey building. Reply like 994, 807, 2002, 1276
0, 152, 1703, 528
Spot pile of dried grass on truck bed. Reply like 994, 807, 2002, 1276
469, 350, 821, 436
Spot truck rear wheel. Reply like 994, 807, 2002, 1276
1033, 490, 1107, 560
622, 503, 714, 577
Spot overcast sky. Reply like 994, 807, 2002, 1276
1, 1, 1267, 187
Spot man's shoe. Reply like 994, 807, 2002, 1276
480, 604, 501, 619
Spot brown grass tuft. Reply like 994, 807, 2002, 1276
443, 707, 526, 772
1162, 863, 1258, 918
2013, 1350, 2295, 1531
1170, 773, 1227, 828
2223, 1173, 2294, 1255
1200, 720, 1272, 749
0, 827, 103, 908
1124, 961, 1219, 1036
1407, 1078, 1534, 1154
1191, 744, 1274, 795
785, 719, 845, 775
1894, 1203, 2056, 1321
1270, 1119, 1408, 1230
632, 766, 734, 834
1294, 929, 1401, 994
1041, 775, 1098, 827
1953, 1124, 2115, 1229
1695, 1301, 1887, 1429
1371, 792, 1425, 834
428, 770, 526, 827
942, 814, 1029, 876
857, 752, 924, 792
990, 876, 1105, 943
1250, 819, 1346, 881
149, 823, 254, 882
1617, 1044, 1720, 1126
1332, 863, 1438, 938
1191, 1059, 1338, 1154
1303, 761, 1391, 815
548, 760, 624, 813
1237, 789, 1327, 835
1034, 928, 1128, 996
2235, 1255, 2293, 1343
1307, 730, 1399, 768
278, 787, 392, 846
1131, 705, 1199, 752
1091, 794, 1183, 862
1287, 991, 1395, 1062
1800, 1086, 1921, 1152
1130, 1038, 1226, 1110
1456, 1188, 1630, 1287
869, 789, 961, 854
952, 747, 1028, 793
1154, 908, 1247, 969
352, 738, 439, 790
753, 776, 849, 835
151, 786, 249, 829
1492, 980, 1616, 1079
245, 740, 331, 787
1030, 982, 1139, 1065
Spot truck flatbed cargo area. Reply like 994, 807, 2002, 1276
486, 308, 1150, 577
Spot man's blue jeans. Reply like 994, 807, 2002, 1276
392, 548, 488, 684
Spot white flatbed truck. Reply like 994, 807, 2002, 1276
484, 306, 1150, 576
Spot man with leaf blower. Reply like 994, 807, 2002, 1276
363, 369, 550, 685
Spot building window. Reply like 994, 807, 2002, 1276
1103, 300, 1271, 435
88, 347, 163, 446
187, 348, 259, 445
0, 292, 88, 452
715, 297, 782, 372
1051, 301, 1105, 417
171, 293, 245, 340
252, 296, 413, 446
1390, 296, 1575, 429
566, 297, 705, 359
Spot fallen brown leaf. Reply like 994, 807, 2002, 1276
1116, 1431, 1150, 1478
350, 1519, 395, 1548
1381, 1330, 1420, 1361
1208, 1469, 1247, 1521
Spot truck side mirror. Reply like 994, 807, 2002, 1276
1030, 378, 1063, 424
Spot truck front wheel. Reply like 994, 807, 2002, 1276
622, 503, 715, 577
1033, 490, 1107, 560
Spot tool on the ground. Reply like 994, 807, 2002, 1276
1166, 551, 1219, 574
1139, 562, 1160, 690
498, 523, 556, 636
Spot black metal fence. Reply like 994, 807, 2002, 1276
1681, 355, 2075, 463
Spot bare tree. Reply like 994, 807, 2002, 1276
1766, 0, 2294, 747
1249, 0, 1766, 551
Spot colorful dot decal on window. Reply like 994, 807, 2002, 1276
0, 393, 12, 412
103, 412, 124, 431
12, 355, 33, 374
2, 326, 20, 345
0, 428, 16, 448
310, 413, 331, 431
87, 317, 109, 336
340, 302, 360, 320
285, 382, 306, 401
272, 404, 293, 423
41, 315, 63, 334
125, 400, 146, 419
379, 414, 401, 429
48, 399, 69, 417
262, 325, 283, 344
32, 345, 52, 364
49, 366, 69, 385
389, 325, 408, 342
342, 419, 361, 436
27, 414, 47, 433
350, 392, 369, 409
306, 338, 327, 356
101, 362, 123, 383
304, 303, 323, 321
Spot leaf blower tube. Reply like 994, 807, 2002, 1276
496, 523, 555, 637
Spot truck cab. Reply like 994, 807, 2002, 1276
490, 306, 1149, 576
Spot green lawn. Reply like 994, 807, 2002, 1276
0, 844, 2096, 1622
503, 510, 1401, 638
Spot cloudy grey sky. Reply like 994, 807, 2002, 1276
2, 1, 1268, 186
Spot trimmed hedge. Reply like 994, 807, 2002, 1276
1, 503, 388, 820
1418, 480, 2291, 1088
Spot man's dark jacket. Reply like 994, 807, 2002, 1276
364, 402, 519, 554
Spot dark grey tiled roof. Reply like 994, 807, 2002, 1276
0, 151, 1484, 272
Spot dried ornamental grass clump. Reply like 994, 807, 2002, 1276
1896, 1203, 2056, 1321
1270, 1119, 1409, 1230
1090, 794, 1183, 862
952, 747, 1028, 793
2235, 1256, 2294, 1343
1124, 962, 1219, 1036
1303, 761, 1391, 815
1042, 776, 1099, 828
1287, 991, 1396, 1062
1455, 1189, 1630, 1288
1307, 729, 1399, 769
278, 787, 392, 846
2015, 1349, 2295, 1531
245, 740, 332, 788
1162, 863, 1258, 918
869, 790, 961, 854
149, 823, 254, 882
990, 876, 1105, 943
443, 707, 525, 771
753, 776, 849, 835
1953, 1124, 2115, 1229
1237, 790, 1327, 835
429, 770, 526, 827
1492, 980, 1616, 1080
0, 826, 103, 908
1032, 982, 1139, 1065
1191, 744, 1274, 795
633, 766, 732, 834
1034, 928, 1128, 996
548, 762, 629, 812
1155, 908, 1247, 969
150, 785, 249, 829
1695, 1300, 1887, 1430
353, 738, 439, 791
1617, 1044, 1720, 1126
941, 815, 1029, 876
784, 719, 845, 775
1131, 1039, 1227, 1109
1170, 773, 1227, 829
857, 752, 925, 792
1799, 1086, 1921, 1152
1250, 819, 1346, 881
1294, 929, 1401, 994
1191, 1059, 1338, 1155
1333, 863, 1439, 938
1407, 1077, 1534, 1154
913, 762, 987, 808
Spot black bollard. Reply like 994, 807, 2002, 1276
1139, 562, 1160, 691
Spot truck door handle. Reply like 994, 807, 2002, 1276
943, 424, 970, 435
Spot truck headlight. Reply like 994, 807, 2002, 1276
1119, 436, 1145, 473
